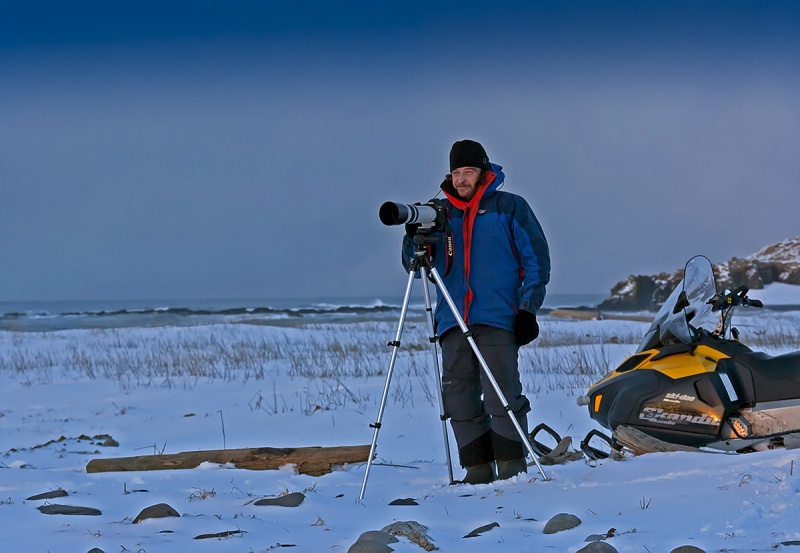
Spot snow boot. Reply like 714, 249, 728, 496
492, 431, 527, 480
452, 432, 495, 485
459, 462, 496, 484
496, 458, 528, 480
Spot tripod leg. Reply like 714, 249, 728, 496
428, 267, 549, 481
419, 267, 454, 484
358, 269, 417, 501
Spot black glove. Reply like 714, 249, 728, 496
513, 310, 539, 346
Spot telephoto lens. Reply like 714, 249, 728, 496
379, 202, 439, 226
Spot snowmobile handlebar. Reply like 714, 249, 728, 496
708, 285, 764, 311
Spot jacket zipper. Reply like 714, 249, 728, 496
463, 205, 472, 324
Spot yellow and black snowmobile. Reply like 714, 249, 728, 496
578, 255, 800, 456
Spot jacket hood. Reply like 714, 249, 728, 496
484, 163, 505, 195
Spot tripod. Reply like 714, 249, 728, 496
358, 242, 548, 501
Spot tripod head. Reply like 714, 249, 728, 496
411, 230, 450, 246
408, 230, 453, 276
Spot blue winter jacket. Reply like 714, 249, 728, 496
402, 164, 550, 337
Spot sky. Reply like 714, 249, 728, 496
1, 0, 799, 301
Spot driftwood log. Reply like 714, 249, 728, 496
548, 309, 652, 323
86, 444, 371, 476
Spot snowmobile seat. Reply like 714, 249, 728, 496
723, 351, 800, 405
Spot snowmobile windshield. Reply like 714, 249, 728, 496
636, 256, 717, 352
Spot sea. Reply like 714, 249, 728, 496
0, 294, 606, 333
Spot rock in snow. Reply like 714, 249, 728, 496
254, 491, 306, 507
576, 542, 618, 553
132, 503, 180, 523
543, 512, 582, 534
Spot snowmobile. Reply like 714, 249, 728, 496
576, 255, 800, 457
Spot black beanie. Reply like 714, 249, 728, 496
449, 139, 491, 171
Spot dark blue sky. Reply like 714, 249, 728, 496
2, 1, 799, 301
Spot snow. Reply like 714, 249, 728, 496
614, 278, 636, 296
755, 281, 800, 306
2, 313, 800, 552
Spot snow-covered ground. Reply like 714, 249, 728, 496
1, 302, 800, 552
751, 281, 800, 306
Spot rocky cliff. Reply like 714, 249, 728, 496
598, 237, 800, 311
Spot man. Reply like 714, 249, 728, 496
402, 139, 550, 484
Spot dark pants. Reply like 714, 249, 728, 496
440, 325, 530, 465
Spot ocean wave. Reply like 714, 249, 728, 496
2, 303, 402, 321
0, 300, 416, 332
0, 294, 612, 332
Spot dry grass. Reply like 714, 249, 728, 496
1, 313, 798, 412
